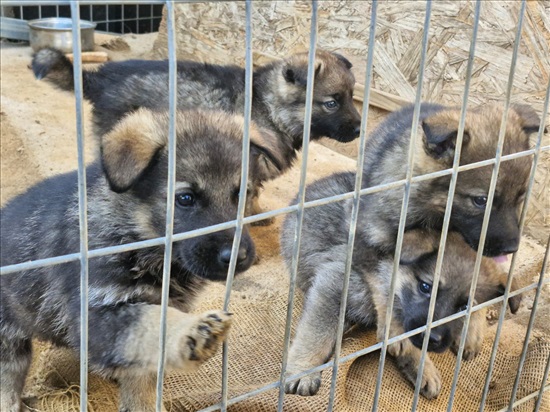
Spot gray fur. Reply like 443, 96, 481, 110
279, 100, 537, 398
281, 180, 521, 397
32, 48, 362, 223
0, 109, 273, 412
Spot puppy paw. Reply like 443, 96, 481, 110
397, 355, 441, 399
387, 338, 408, 358
419, 361, 442, 399
183, 311, 232, 364
284, 371, 322, 396
452, 333, 483, 361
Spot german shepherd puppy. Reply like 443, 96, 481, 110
0, 109, 278, 412
32, 48, 362, 220
281, 199, 521, 398
360, 102, 543, 258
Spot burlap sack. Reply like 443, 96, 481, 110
22, 143, 549, 411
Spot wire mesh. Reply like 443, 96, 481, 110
0, 1, 548, 411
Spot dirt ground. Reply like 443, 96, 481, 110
1, 33, 548, 410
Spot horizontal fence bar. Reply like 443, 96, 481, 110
497, 385, 550, 412
2, 145, 548, 276
196, 277, 548, 411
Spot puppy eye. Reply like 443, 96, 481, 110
471, 196, 488, 208
418, 281, 432, 296
176, 193, 195, 207
458, 304, 468, 312
324, 100, 338, 110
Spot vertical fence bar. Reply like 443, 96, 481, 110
476, 2, 528, 409
69, 2, 89, 411
326, 2, 378, 410
440, 4, 484, 402
371, 2, 432, 410
508, 233, 550, 410
534, 353, 550, 412
411, 1, 481, 408
276, 1, 318, 410
505, 77, 550, 408
154, 2, 178, 411
220, 0, 253, 410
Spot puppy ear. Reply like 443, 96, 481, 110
250, 128, 284, 182
332, 52, 353, 70
510, 104, 546, 135
101, 109, 166, 193
421, 114, 470, 160
282, 55, 323, 86
399, 229, 440, 264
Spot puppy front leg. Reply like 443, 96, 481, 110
375, 307, 441, 399
451, 307, 486, 361
0, 337, 32, 412
87, 305, 232, 411
285, 267, 346, 396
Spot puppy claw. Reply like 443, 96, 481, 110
284, 372, 322, 396
184, 310, 232, 364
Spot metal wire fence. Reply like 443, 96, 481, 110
0, 1, 549, 412
1, 2, 163, 34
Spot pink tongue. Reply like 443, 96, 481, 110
493, 255, 509, 264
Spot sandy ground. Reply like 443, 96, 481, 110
0, 34, 548, 410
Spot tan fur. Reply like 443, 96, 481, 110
122, 307, 231, 373
112, 308, 231, 411
102, 109, 165, 191
283, 231, 522, 399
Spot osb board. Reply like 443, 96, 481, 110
152, 1, 549, 243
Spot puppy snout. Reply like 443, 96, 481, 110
419, 328, 450, 353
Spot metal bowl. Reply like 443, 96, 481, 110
28, 18, 96, 53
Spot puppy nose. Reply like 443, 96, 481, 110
237, 246, 248, 262
499, 238, 519, 255
218, 247, 232, 265
354, 126, 361, 136
218, 246, 248, 265
428, 331, 443, 347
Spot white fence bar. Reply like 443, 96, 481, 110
275, 1, 318, 410
154, 1, 178, 410
326, 2, 378, 410
69, 2, 89, 410
373, 1, 432, 410
220, 0, 254, 409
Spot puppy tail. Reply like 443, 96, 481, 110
32, 47, 94, 98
